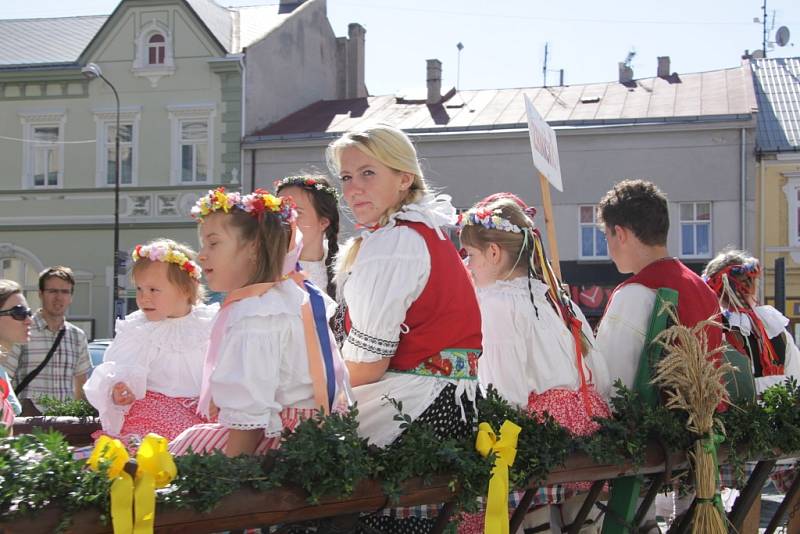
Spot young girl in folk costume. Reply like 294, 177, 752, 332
703, 250, 800, 495
328, 124, 482, 533
0, 280, 30, 427
461, 194, 611, 430
169, 188, 350, 457
83, 239, 217, 445
703, 249, 800, 393
275, 175, 340, 299
458, 194, 611, 534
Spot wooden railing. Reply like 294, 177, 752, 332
2, 419, 797, 534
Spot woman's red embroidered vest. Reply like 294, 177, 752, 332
346, 221, 482, 370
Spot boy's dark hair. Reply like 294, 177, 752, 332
39, 266, 75, 292
598, 179, 669, 246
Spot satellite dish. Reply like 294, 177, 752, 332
776, 26, 791, 47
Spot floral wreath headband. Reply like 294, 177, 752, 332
191, 187, 298, 225
274, 176, 340, 200
132, 243, 202, 280
457, 206, 534, 234
703, 258, 761, 285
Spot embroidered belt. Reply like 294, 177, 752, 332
391, 349, 480, 380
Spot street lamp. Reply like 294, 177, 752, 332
81, 62, 122, 334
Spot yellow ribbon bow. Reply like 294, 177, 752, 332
475, 420, 521, 534
88, 434, 177, 534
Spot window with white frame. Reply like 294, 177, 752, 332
579, 205, 608, 259
105, 124, 134, 185
31, 126, 60, 187
147, 33, 166, 65
93, 108, 140, 187
679, 202, 712, 258
782, 174, 800, 256
168, 105, 215, 185
19, 110, 66, 189
180, 120, 208, 183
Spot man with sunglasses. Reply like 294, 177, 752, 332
5, 266, 91, 415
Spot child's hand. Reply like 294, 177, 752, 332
112, 382, 135, 405
209, 400, 219, 420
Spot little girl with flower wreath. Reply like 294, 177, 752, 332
83, 239, 218, 446
458, 194, 611, 533
168, 188, 351, 457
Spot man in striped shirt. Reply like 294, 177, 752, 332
6, 266, 91, 414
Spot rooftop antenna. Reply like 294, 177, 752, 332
542, 42, 549, 87
753, 2, 793, 59
763, 1, 769, 56
456, 42, 464, 92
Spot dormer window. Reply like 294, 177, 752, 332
147, 34, 166, 65
132, 21, 175, 87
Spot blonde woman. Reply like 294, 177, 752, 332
328, 124, 482, 533
0, 280, 31, 424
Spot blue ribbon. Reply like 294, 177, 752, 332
303, 278, 336, 411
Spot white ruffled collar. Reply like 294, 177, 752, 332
224, 279, 337, 327
114, 302, 219, 353
359, 193, 457, 241
725, 305, 789, 338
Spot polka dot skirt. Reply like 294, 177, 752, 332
358, 383, 478, 533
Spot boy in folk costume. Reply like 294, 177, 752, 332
594, 180, 724, 530
594, 180, 723, 399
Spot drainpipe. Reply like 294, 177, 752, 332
759, 156, 766, 303
240, 53, 247, 192
741, 128, 747, 250
250, 148, 256, 193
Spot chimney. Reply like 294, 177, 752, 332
346, 23, 366, 99
657, 56, 670, 78
427, 59, 442, 104
618, 62, 633, 84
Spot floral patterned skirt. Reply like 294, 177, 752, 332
91, 391, 207, 450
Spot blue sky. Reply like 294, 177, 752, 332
4, 0, 799, 95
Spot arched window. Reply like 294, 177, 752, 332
0, 248, 43, 310
147, 33, 166, 65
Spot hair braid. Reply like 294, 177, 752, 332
324, 218, 340, 299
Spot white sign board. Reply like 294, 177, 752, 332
524, 94, 563, 191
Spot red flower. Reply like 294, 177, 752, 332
184, 263, 195, 273
304, 178, 316, 186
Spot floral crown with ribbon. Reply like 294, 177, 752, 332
457, 206, 533, 234
132, 243, 202, 280
191, 187, 297, 225
274, 176, 340, 200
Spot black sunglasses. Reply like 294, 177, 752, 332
0, 305, 32, 321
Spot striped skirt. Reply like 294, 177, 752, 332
168, 407, 316, 456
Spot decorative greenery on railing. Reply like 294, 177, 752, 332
36, 396, 99, 418
2, 381, 800, 532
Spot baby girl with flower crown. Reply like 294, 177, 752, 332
84, 238, 218, 447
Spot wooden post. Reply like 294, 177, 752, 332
538, 172, 562, 280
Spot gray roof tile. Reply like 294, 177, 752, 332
0, 1, 292, 67
250, 65, 756, 139
0, 16, 107, 67
752, 57, 800, 152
